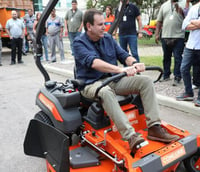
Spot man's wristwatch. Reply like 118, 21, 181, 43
132, 61, 137, 65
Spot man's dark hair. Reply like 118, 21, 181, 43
83, 9, 103, 31
71, 0, 77, 3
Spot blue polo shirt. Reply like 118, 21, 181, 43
116, 3, 140, 36
73, 33, 130, 86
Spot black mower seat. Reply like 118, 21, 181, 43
69, 79, 134, 106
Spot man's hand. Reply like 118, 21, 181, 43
122, 66, 137, 76
60, 32, 63, 40
155, 21, 162, 44
122, 63, 145, 76
138, 32, 143, 39
155, 34, 160, 44
133, 63, 145, 72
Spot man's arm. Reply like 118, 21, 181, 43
183, 0, 191, 16
5, 21, 12, 39
92, 58, 139, 76
136, 15, 143, 39
5, 28, 12, 39
92, 58, 123, 73
78, 22, 83, 32
186, 20, 200, 30
92, 56, 145, 76
60, 26, 64, 39
33, 20, 37, 34
155, 21, 162, 44
64, 19, 68, 35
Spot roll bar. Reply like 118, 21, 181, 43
34, 0, 129, 82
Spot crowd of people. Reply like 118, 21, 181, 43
155, 0, 200, 106
1, 0, 83, 66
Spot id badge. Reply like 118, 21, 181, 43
169, 15, 174, 20
71, 18, 73, 22
123, 16, 127, 21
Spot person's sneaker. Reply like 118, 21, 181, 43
128, 134, 145, 154
172, 77, 181, 86
22, 52, 27, 56
192, 84, 200, 89
176, 93, 194, 101
194, 98, 200, 107
147, 125, 179, 143
18, 60, 24, 64
159, 77, 170, 82
60, 60, 69, 64
10, 61, 16, 65
51, 60, 56, 63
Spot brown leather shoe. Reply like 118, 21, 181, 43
128, 134, 145, 154
147, 125, 179, 143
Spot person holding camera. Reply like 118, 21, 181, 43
155, 0, 191, 86
176, 0, 200, 106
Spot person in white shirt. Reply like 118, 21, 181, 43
176, 1, 200, 107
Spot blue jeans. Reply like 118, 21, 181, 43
41, 35, 49, 61
161, 38, 184, 79
193, 58, 200, 86
119, 35, 140, 62
68, 32, 81, 56
181, 48, 200, 97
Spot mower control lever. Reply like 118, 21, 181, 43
104, 128, 112, 146
94, 66, 163, 98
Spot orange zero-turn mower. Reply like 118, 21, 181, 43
23, 0, 200, 172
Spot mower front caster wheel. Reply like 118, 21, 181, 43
184, 151, 200, 172
34, 111, 54, 126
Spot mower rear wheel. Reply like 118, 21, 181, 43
34, 111, 54, 126
183, 151, 200, 172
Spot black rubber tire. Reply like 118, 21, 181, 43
34, 111, 54, 126
183, 151, 200, 172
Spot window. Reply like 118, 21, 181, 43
34, 0, 43, 11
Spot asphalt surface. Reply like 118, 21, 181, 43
0, 44, 199, 172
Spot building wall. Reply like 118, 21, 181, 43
42, 0, 86, 18
0, 0, 33, 9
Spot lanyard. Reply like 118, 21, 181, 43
71, 9, 77, 18
171, 2, 175, 14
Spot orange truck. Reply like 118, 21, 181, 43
0, 0, 33, 47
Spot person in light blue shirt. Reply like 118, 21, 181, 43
176, 2, 200, 107
6, 10, 25, 65
46, 9, 65, 63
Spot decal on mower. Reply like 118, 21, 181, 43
38, 93, 63, 122
161, 146, 186, 166
112, 112, 138, 132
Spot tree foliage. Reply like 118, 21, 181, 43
86, 0, 166, 21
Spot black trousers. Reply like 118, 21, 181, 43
11, 38, 23, 62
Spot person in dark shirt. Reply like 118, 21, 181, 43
73, 9, 179, 154
115, 0, 143, 62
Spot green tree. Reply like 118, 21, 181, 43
86, 0, 165, 21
